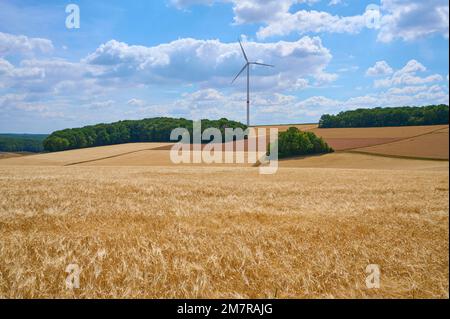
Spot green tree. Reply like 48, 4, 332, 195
43, 137, 70, 152
43, 117, 247, 152
277, 127, 333, 158
319, 105, 449, 128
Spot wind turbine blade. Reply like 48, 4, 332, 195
231, 64, 248, 84
251, 62, 274, 67
239, 40, 249, 62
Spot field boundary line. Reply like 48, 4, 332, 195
346, 150, 449, 162
337, 126, 449, 151
64, 146, 172, 166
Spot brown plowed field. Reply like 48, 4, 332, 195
311, 125, 448, 153
256, 124, 449, 153
355, 129, 449, 160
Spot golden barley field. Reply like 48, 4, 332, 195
0, 163, 448, 298
0, 125, 449, 298
0, 143, 173, 166
0, 152, 28, 159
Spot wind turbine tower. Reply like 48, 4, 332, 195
232, 40, 274, 127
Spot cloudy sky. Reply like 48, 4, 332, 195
0, 0, 449, 133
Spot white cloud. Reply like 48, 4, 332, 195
0, 92, 74, 123
375, 74, 444, 88
1, 33, 338, 127
374, 59, 444, 88
172, 0, 449, 42
366, 61, 393, 77
0, 57, 99, 96
171, 1, 371, 40
0, 57, 46, 84
0, 33, 338, 129
290, 84, 449, 121
397, 59, 426, 74
0, 31, 53, 57
15, 103, 48, 112
123, 81, 448, 124
328, 0, 343, 6
84, 37, 335, 91
0, 93, 28, 109
387, 85, 428, 95
231, 0, 307, 25
170, 0, 214, 9
0, 57, 13, 75
313, 71, 338, 84
182, 88, 225, 101
377, 0, 449, 42
127, 98, 146, 107
89, 100, 115, 110
256, 9, 371, 39
337, 66, 359, 73
1, 26, 447, 129
171, 0, 320, 24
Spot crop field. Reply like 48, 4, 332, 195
355, 128, 449, 160
2, 125, 448, 168
279, 152, 449, 170
38, 150, 450, 170
0, 124, 448, 299
309, 125, 449, 153
0, 165, 448, 299
0, 152, 25, 160
310, 125, 448, 139
0, 143, 173, 166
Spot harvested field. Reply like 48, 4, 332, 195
280, 152, 449, 171
0, 166, 448, 298
310, 125, 448, 139
68, 149, 449, 171
1, 125, 448, 168
3, 142, 447, 170
256, 124, 449, 152
76, 150, 256, 167
0, 143, 173, 166
311, 125, 449, 152
0, 152, 28, 159
355, 130, 449, 160
320, 138, 399, 151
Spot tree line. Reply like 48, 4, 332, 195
43, 117, 247, 152
319, 104, 449, 128
0, 134, 47, 153
277, 127, 333, 158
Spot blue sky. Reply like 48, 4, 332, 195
0, 0, 448, 133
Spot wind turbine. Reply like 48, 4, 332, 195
232, 40, 274, 127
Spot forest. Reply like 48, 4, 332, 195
319, 104, 449, 128
43, 117, 247, 152
0, 134, 48, 153
13, 104, 450, 154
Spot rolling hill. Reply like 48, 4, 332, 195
0, 123, 448, 299
1, 124, 448, 169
